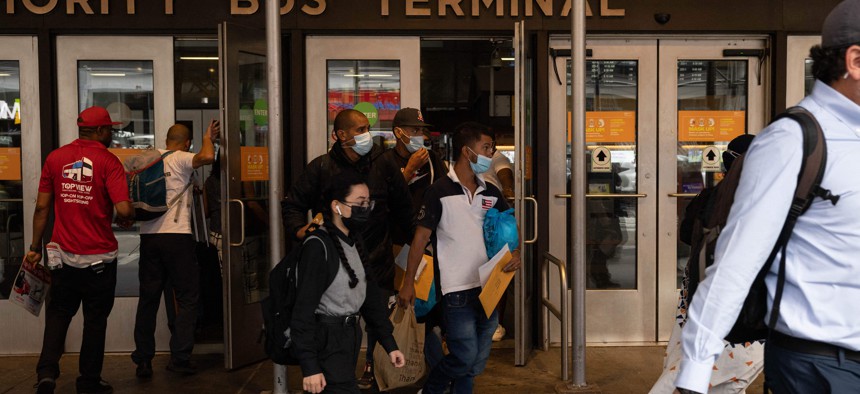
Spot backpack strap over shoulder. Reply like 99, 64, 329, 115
765, 106, 837, 332
304, 228, 342, 288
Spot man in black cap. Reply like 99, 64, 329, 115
675, 1, 860, 393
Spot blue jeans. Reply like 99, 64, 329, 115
424, 288, 498, 394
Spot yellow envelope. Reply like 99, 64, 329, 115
393, 250, 434, 301
479, 251, 515, 318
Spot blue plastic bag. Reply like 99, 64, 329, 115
483, 208, 519, 258
414, 281, 437, 318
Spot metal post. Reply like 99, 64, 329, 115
266, 0, 287, 393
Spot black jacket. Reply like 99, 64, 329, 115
282, 142, 413, 290
378, 148, 448, 245
290, 228, 398, 377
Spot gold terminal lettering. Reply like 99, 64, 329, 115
67, 0, 94, 14
561, 0, 594, 17
438, 0, 463, 16
472, 0, 502, 17
406, 0, 430, 16
22, 0, 58, 14
280, 0, 294, 15
164, 0, 172, 14
601, 0, 624, 16
301, 0, 325, 15
380, 0, 388, 16
127, 0, 134, 14
525, 0, 551, 17
510, 0, 519, 16
232, 0, 258, 15
6, 0, 14, 13
99, 0, 107, 14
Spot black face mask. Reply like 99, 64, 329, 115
343, 205, 371, 230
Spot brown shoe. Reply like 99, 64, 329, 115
357, 361, 374, 390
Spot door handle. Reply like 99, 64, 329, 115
524, 197, 538, 244
554, 193, 647, 199
229, 199, 246, 247
667, 193, 698, 198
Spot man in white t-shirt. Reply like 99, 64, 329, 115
131, 120, 219, 378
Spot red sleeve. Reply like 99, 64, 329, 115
104, 154, 130, 204
38, 157, 53, 194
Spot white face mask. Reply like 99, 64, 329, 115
399, 130, 426, 154
347, 132, 373, 156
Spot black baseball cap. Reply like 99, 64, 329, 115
392, 108, 432, 128
822, 0, 860, 49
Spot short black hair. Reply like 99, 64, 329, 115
452, 121, 493, 161
333, 109, 363, 134
810, 44, 857, 84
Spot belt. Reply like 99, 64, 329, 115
771, 331, 860, 363
316, 314, 360, 326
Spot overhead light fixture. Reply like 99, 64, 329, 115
368, 74, 392, 77
0, 73, 10, 77
91, 73, 126, 77
501, 57, 515, 61
344, 74, 366, 77
180, 56, 219, 61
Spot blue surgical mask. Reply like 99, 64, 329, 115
406, 135, 425, 153
467, 147, 492, 174
348, 132, 373, 156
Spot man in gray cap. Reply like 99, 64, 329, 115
674, 1, 860, 393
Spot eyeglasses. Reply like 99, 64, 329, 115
725, 149, 741, 159
340, 200, 375, 210
400, 127, 427, 136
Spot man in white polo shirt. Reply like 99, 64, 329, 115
399, 122, 521, 394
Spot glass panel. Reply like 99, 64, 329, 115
326, 60, 401, 149
567, 59, 639, 290
237, 51, 270, 304
675, 60, 748, 288
174, 39, 219, 109
804, 58, 814, 97
78, 60, 156, 297
0, 61, 24, 300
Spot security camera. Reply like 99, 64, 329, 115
654, 13, 671, 25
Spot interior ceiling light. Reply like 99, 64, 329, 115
91, 73, 126, 77
501, 57, 515, 61
180, 56, 219, 61
344, 74, 365, 77
0, 73, 10, 77
368, 74, 393, 77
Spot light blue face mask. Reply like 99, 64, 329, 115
398, 129, 427, 153
348, 132, 373, 156
468, 147, 492, 174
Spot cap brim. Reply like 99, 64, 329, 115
396, 121, 433, 128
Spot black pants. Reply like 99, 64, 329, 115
36, 260, 117, 384
316, 319, 363, 394
765, 341, 860, 394
132, 233, 199, 364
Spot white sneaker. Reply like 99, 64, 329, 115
492, 324, 506, 342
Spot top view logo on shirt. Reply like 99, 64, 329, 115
482, 198, 493, 210
62, 157, 94, 183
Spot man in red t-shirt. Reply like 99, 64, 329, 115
25, 106, 134, 394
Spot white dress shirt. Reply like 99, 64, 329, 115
675, 81, 860, 393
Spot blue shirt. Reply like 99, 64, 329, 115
676, 81, 860, 393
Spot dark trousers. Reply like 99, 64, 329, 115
316, 319, 363, 394
132, 233, 199, 364
365, 287, 393, 364
765, 341, 860, 394
36, 261, 117, 384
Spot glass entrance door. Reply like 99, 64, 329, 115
218, 22, 271, 369
548, 37, 768, 343
0, 36, 44, 354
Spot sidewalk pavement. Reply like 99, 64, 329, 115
0, 346, 763, 393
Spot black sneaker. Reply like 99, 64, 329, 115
357, 361, 374, 390
166, 360, 198, 375
135, 361, 153, 378
34, 378, 55, 394
76, 379, 113, 394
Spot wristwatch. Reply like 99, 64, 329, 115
29, 244, 41, 253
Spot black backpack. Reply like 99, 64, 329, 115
724, 106, 840, 343
260, 228, 340, 365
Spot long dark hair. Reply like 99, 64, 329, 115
321, 171, 369, 288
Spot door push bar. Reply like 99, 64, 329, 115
524, 197, 539, 244
554, 193, 647, 199
229, 199, 246, 247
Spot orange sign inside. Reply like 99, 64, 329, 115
241, 146, 269, 181
569, 111, 636, 143
678, 110, 746, 141
108, 148, 145, 164
0, 147, 22, 181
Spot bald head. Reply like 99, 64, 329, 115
333, 109, 367, 134
166, 124, 192, 150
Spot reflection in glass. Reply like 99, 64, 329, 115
327, 60, 401, 148
78, 60, 155, 149
567, 60, 639, 290
175, 38, 219, 109
675, 60, 748, 288
804, 58, 814, 97
0, 62, 24, 300
238, 51, 270, 304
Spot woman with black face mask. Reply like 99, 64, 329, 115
290, 172, 406, 394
